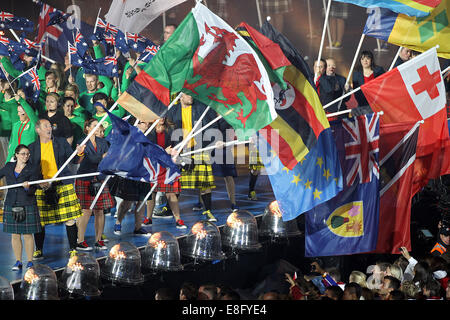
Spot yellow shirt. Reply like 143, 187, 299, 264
181, 105, 196, 148
41, 141, 58, 179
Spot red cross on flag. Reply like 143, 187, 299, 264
360, 46, 450, 194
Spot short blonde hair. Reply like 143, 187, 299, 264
349, 270, 367, 288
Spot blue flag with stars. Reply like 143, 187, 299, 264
305, 113, 380, 257
257, 126, 343, 221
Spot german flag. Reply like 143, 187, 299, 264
237, 22, 329, 170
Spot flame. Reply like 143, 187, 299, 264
24, 269, 40, 284
67, 256, 84, 271
150, 234, 167, 249
109, 244, 127, 260
192, 222, 208, 239
269, 201, 282, 218
227, 211, 243, 228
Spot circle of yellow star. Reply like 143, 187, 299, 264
282, 166, 290, 174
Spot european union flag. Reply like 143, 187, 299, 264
98, 108, 180, 184
258, 126, 343, 221
305, 113, 381, 257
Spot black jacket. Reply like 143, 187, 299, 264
0, 162, 39, 206
76, 136, 110, 181
352, 65, 385, 108
319, 73, 350, 113
28, 136, 76, 184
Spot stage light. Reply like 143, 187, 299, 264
181, 221, 225, 262
222, 209, 262, 251
143, 231, 182, 272
60, 252, 101, 297
259, 200, 302, 239
101, 242, 144, 285
20, 264, 59, 300
0, 276, 14, 300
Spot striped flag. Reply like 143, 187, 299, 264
334, 0, 441, 17
255, 21, 330, 169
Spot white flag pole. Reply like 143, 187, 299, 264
10, 28, 56, 64
93, 8, 101, 35
0, 172, 100, 191
389, 46, 402, 71
322, 0, 333, 49
256, 0, 263, 28
89, 93, 182, 209
315, 0, 332, 83
173, 106, 211, 153
307, 0, 313, 39
180, 140, 250, 157
336, 33, 365, 110
136, 182, 158, 213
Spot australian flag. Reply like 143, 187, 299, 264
98, 107, 180, 184
68, 42, 84, 67
139, 44, 160, 63
115, 29, 130, 55
305, 113, 380, 257
0, 11, 33, 33
0, 35, 10, 56
36, 2, 94, 64
18, 66, 41, 102
82, 55, 119, 78
126, 31, 151, 54
74, 28, 89, 58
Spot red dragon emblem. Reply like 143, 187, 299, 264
183, 23, 267, 128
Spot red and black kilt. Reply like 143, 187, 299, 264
154, 167, 181, 194
75, 179, 114, 211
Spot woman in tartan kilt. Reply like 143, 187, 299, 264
0, 145, 41, 270
74, 118, 114, 251
167, 93, 218, 222
146, 118, 186, 229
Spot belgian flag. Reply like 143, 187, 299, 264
236, 22, 330, 170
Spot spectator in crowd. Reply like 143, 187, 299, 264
388, 290, 406, 300
342, 282, 362, 300
348, 270, 367, 288
323, 286, 343, 300
179, 282, 198, 300
155, 287, 177, 300
393, 47, 412, 68
198, 283, 218, 300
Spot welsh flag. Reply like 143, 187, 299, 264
117, 3, 277, 140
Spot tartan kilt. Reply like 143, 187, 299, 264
75, 179, 115, 210
3, 204, 42, 234
180, 153, 215, 190
328, 2, 349, 19
154, 180, 181, 194
258, 0, 292, 14
108, 175, 152, 201
35, 184, 82, 226
249, 149, 264, 171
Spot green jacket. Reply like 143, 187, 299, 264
6, 97, 38, 163
0, 94, 20, 136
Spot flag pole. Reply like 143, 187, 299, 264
336, 32, 365, 110
307, 0, 314, 39
93, 8, 101, 35
173, 106, 211, 153
0, 172, 100, 191
315, 0, 332, 83
324, 45, 442, 110
89, 93, 182, 210
389, 46, 402, 71
136, 182, 158, 213
180, 139, 250, 157
256, 0, 263, 28
0, 63, 17, 95
322, 0, 333, 49
9, 28, 56, 64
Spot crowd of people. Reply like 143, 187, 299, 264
0, 3, 449, 303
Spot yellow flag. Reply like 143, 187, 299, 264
388, 0, 450, 58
